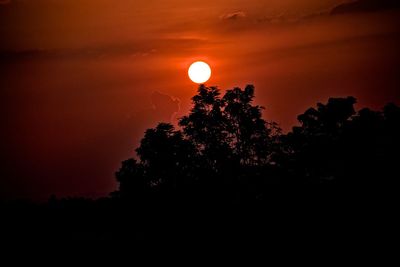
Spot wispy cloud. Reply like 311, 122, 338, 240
220, 11, 246, 21
150, 91, 181, 122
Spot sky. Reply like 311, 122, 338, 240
1, 0, 399, 200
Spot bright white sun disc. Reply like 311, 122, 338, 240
188, 61, 211, 84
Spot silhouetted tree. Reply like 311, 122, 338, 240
115, 85, 399, 202
136, 123, 197, 192
115, 158, 145, 199
178, 85, 279, 199
179, 85, 232, 174
281, 97, 357, 183
223, 85, 275, 166
340, 103, 400, 185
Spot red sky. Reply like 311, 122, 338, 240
1, 0, 399, 200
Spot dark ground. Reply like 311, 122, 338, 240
1, 184, 396, 244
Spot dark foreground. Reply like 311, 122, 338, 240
2, 88, 398, 245
1, 185, 395, 244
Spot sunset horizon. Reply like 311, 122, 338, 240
1, 1, 399, 243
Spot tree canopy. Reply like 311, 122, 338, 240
115, 85, 400, 202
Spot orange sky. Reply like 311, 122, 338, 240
1, 0, 399, 199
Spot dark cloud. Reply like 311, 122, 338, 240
0, 0, 11, 5
220, 11, 246, 21
0, 37, 212, 63
331, 0, 400, 15
0, 49, 43, 62
255, 1, 400, 24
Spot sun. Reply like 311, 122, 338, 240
188, 61, 211, 84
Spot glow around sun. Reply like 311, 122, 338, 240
188, 61, 211, 84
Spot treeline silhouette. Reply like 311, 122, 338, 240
1, 84, 398, 242
114, 85, 400, 203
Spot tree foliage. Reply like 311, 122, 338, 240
115, 85, 400, 201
